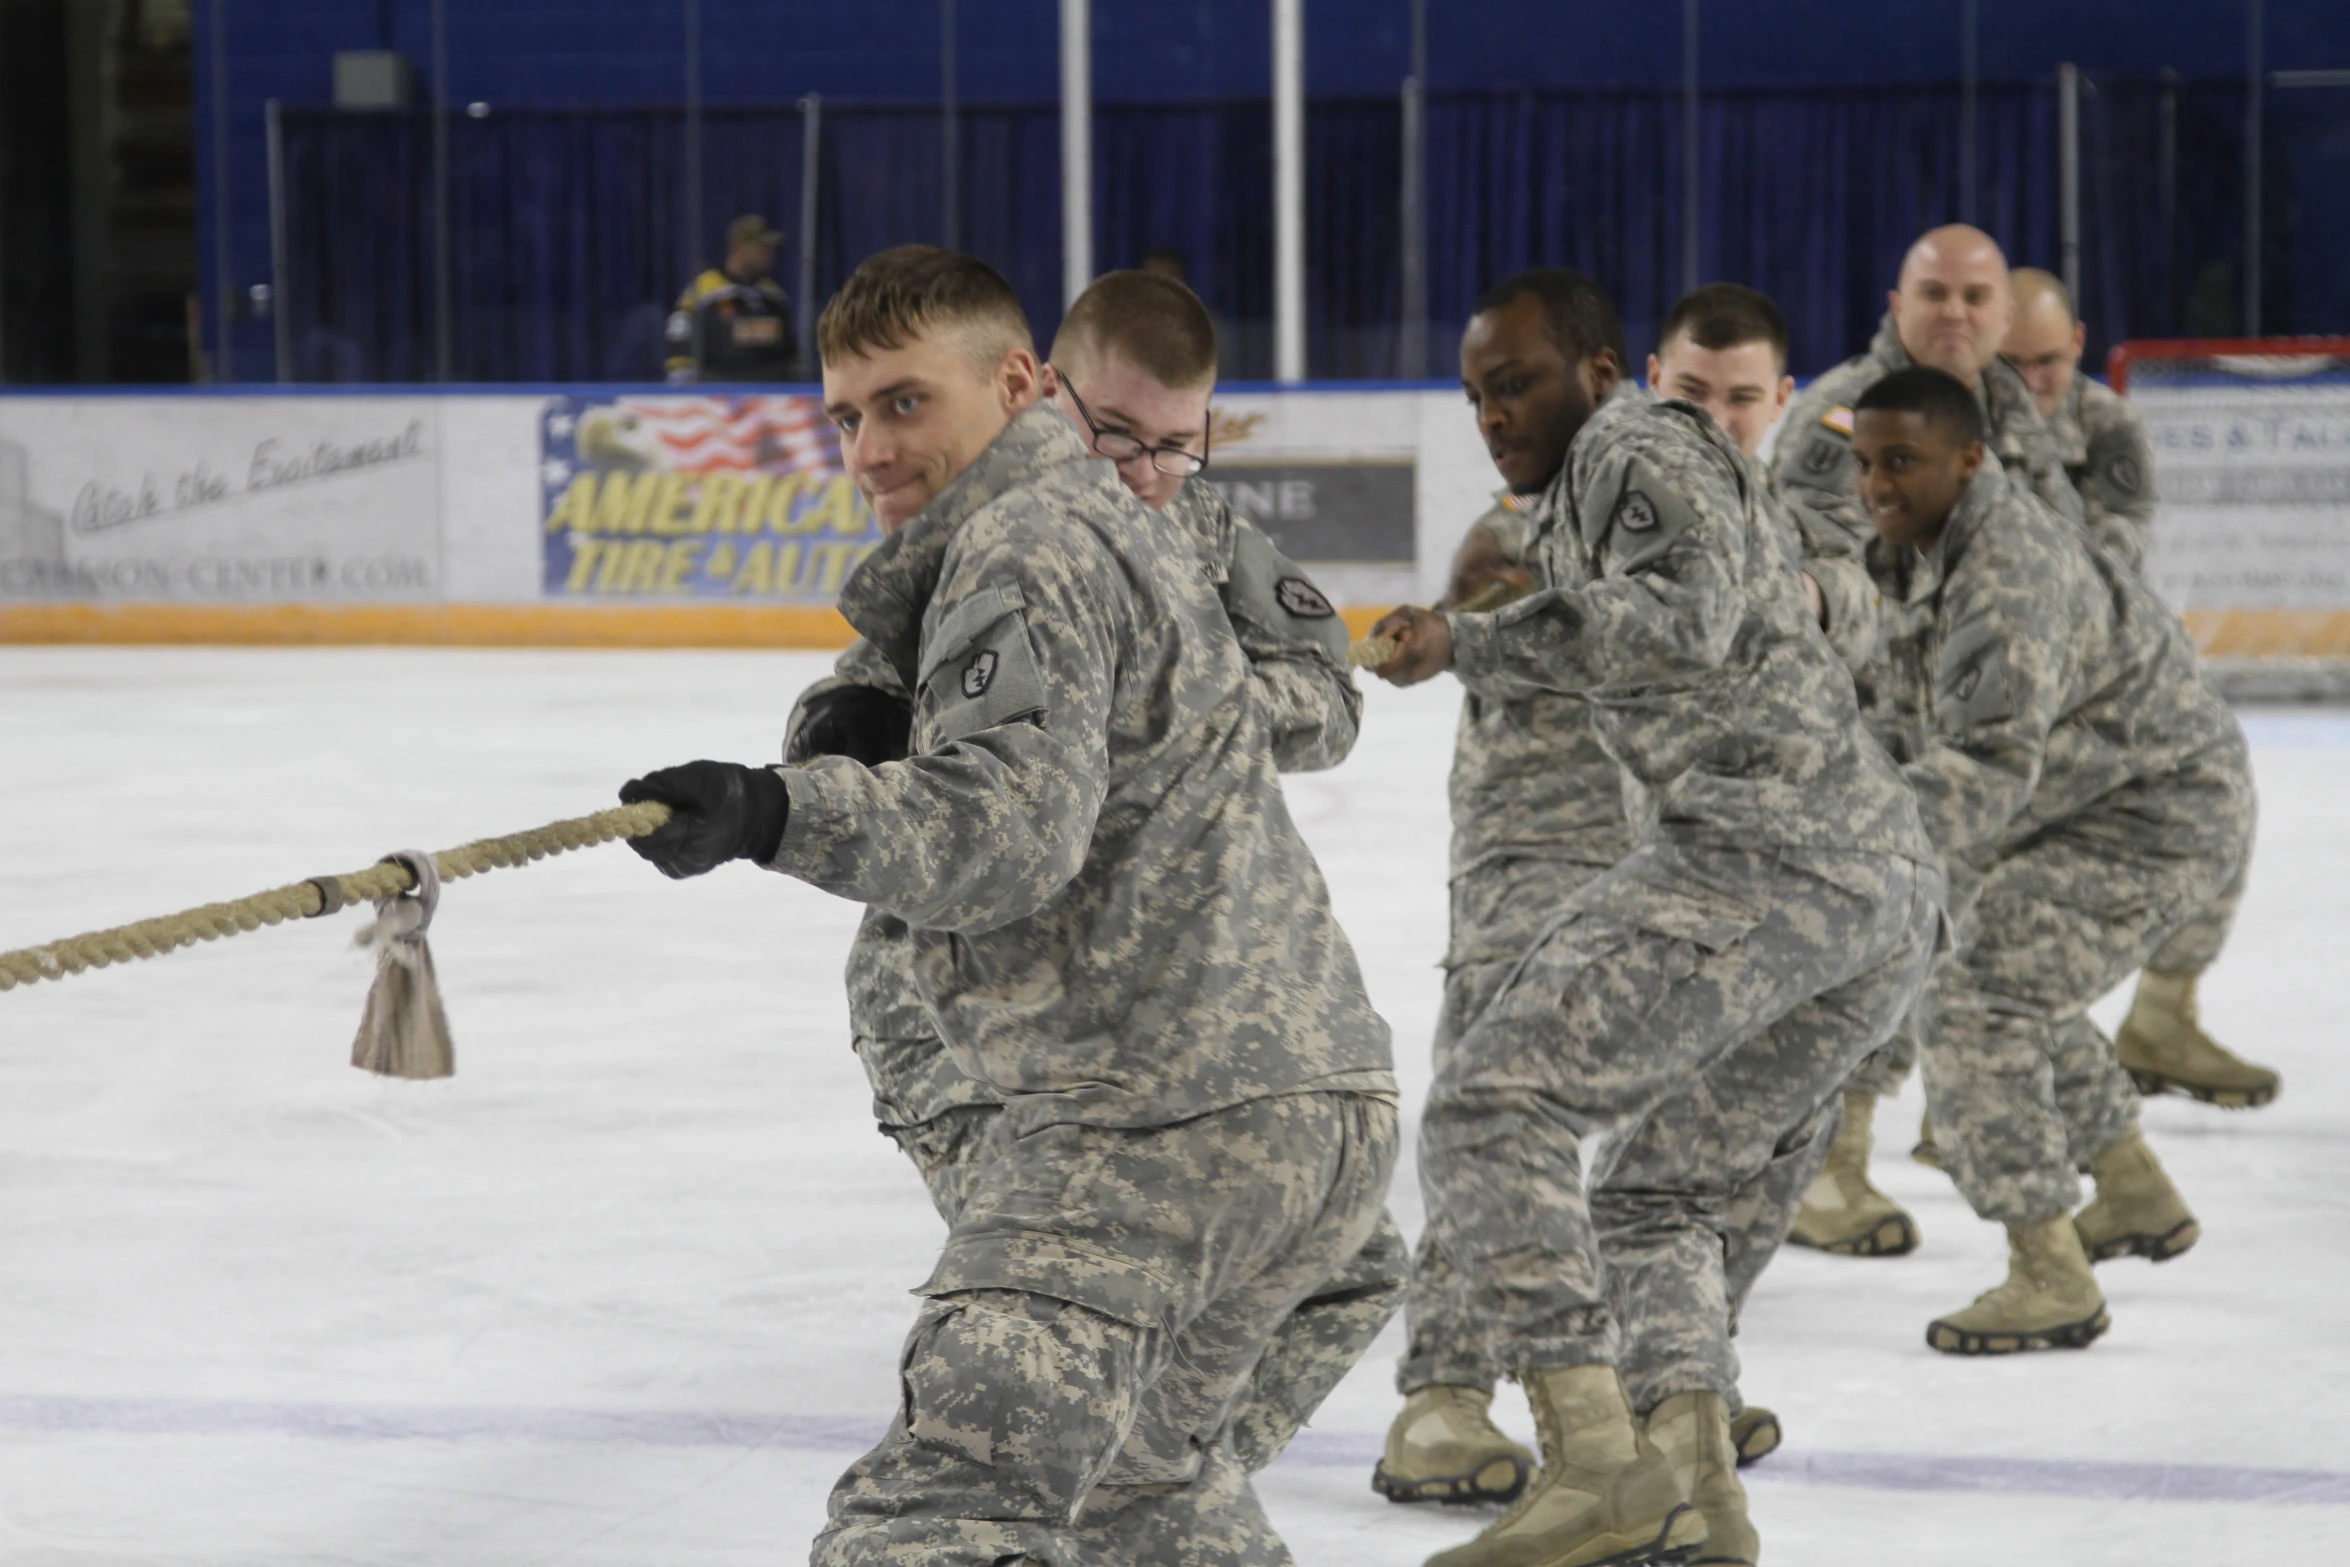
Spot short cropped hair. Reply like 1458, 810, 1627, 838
1473, 268, 1627, 370
1051, 270, 1219, 389
1855, 366, 1987, 447
817, 245, 1033, 370
1659, 283, 1789, 372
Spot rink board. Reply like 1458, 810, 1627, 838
0, 385, 2344, 659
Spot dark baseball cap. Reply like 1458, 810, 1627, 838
728, 214, 783, 248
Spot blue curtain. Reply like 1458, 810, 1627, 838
276, 79, 2254, 385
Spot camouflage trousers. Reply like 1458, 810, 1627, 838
1410, 843, 1942, 1410
814, 1091, 1399, 1567
1922, 754, 2255, 1225
1398, 854, 1613, 1396
864, 1044, 1412, 1476
1845, 781, 2256, 1101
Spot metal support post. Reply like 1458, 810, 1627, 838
1060, 0, 1092, 307
431, 0, 453, 380
1272, 0, 1304, 382
2058, 63, 2081, 313
1682, 0, 1700, 295
797, 94, 821, 377
942, 0, 959, 249
266, 97, 290, 382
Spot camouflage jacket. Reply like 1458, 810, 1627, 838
1772, 314, 2083, 672
1448, 494, 1633, 886
767, 405, 1393, 1133
1448, 388, 1934, 868
1862, 458, 2241, 903
795, 472, 1365, 1063
2046, 373, 2159, 575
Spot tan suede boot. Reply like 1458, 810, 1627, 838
1727, 1405, 1779, 1468
1926, 1216, 2110, 1355
1646, 1392, 1760, 1565
1787, 1090, 1918, 1256
1376, 1384, 1537, 1505
1425, 1365, 1704, 1567
2074, 1127, 2201, 1263
2116, 970, 2281, 1108
1911, 1108, 1943, 1170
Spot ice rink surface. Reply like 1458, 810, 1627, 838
2, 646, 2345, 1566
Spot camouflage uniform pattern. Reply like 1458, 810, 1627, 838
815, 1091, 1398, 1567
1418, 389, 1942, 1406
787, 471, 1403, 1480
1399, 495, 1630, 1395
2047, 371, 2159, 575
1772, 313, 2083, 680
2041, 373, 2253, 979
771, 407, 1395, 1563
1860, 461, 2254, 1223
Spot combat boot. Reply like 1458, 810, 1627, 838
2074, 1127, 2200, 1263
1425, 1365, 1704, 1567
1376, 1385, 1536, 1506
1911, 1109, 1943, 1170
1787, 1090, 1918, 1256
1645, 1392, 1759, 1565
1925, 1215, 2109, 1356
1727, 1406, 1779, 1468
2116, 970, 2281, 1109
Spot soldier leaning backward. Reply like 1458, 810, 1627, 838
617, 246, 1397, 1567
1841, 367, 2252, 1357
1370, 268, 1943, 1567
1378, 280, 1837, 1507
783, 265, 1411, 1488
1769, 222, 2089, 1250
2001, 266, 2276, 1113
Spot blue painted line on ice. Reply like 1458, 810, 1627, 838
2, 1394, 2342, 1507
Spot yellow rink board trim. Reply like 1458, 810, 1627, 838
2179, 610, 2350, 660
12, 603, 2332, 658
0, 602, 1404, 649
0, 603, 857, 648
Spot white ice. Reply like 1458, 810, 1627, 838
1, 646, 2344, 1566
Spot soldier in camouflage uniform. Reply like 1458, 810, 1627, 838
1768, 225, 2089, 1248
788, 271, 1406, 1483
2003, 268, 2278, 1112
620, 248, 1398, 1567
1372, 270, 1943, 1567
1372, 490, 1637, 1508
1843, 368, 2253, 1357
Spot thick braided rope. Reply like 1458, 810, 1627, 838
1347, 580, 1527, 670
0, 800, 672, 995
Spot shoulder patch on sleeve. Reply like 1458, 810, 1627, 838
2104, 453, 2142, 497
1798, 432, 1851, 480
916, 584, 1050, 745
1580, 454, 1706, 573
1935, 614, 2016, 730
1821, 405, 1855, 437
1222, 521, 1350, 662
1274, 576, 1335, 619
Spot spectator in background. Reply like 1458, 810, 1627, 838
666, 214, 797, 383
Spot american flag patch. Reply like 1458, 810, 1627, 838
1821, 405, 1855, 437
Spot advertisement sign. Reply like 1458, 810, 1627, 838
2139, 386, 2350, 612
0, 398, 440, 601
538, 394, 882, 603
1203, 399, 1417, 565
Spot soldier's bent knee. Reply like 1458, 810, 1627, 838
902, 1289, 1144, 1513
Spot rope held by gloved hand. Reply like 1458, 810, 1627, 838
0, 800, 675, 1078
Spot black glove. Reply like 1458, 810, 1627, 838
619, 761, 790, 879
785, 683, 913, 767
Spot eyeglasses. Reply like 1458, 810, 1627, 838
1053, 369, 1212, 478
